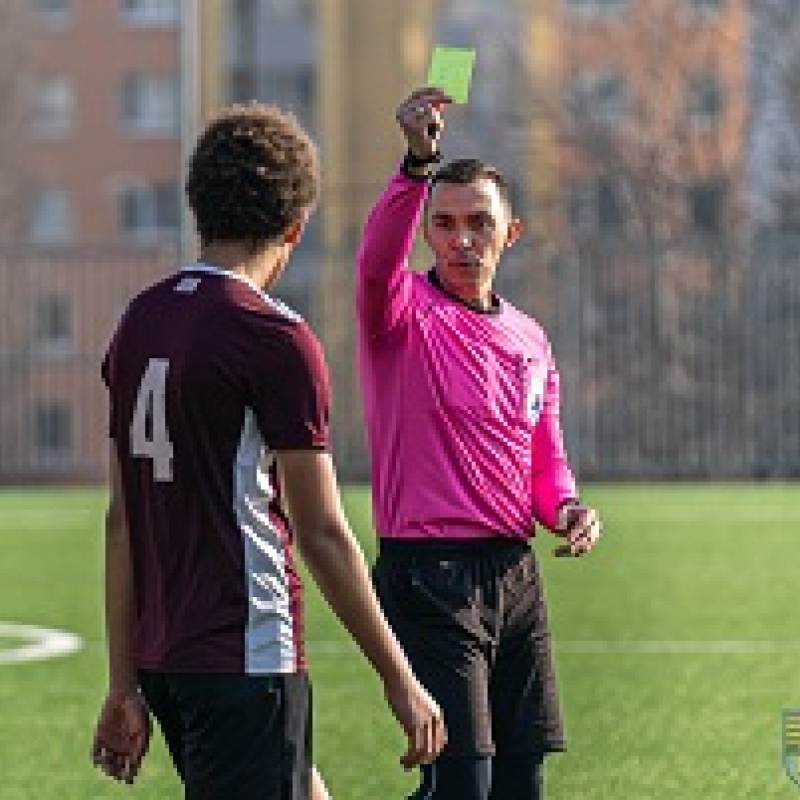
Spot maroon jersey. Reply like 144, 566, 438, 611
102, 263, 331, 674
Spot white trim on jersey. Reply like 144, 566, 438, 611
180, 262, 302, 322
234, 407, 300, 674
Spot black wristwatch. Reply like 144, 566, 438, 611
401, 149, 442, 179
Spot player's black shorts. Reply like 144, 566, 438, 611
138, 670, 311, 800
374, 537, 565, 758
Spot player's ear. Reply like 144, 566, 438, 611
505, 217, 523, 248
282, 220, 304, 246
282, 209, 311, 246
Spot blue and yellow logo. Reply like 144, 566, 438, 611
783, 710, 800, 787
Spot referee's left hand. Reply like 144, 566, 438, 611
553, 503, 601, 558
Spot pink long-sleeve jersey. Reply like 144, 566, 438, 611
356, 166, 577, 541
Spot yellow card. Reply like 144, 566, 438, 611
426, 46, 476, 104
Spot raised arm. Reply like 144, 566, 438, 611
356, 88, 451, 339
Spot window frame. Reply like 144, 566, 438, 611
568, 69, 628, 127
685, 71, 724, 128
33, 400, 73, 464
31, 75, 75, 139
33, 0, 72, 28
687, 178, 725, 235
564, 0, 628, 21
117, 180, 180, 242
119, 73, 180, 136
28, 187, 73, 245
118, 0, 179, 27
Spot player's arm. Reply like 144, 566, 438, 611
92, 443, 150, 783
355, 88, 450, 339
277, 449, 447, 768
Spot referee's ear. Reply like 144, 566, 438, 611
504, 218, 523, 249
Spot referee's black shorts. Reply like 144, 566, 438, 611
373, 537, 565, 759
138, 670, 311, 800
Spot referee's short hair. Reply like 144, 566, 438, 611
430, 158, 512, 209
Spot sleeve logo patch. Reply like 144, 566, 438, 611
525, 372, 544, 425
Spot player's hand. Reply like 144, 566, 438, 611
553, 502, 601, 557
91, 689, 151, 784
396, 87, 452, 160
383, 671, 447, 769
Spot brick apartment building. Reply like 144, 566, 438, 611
0, 0, 181, 481
0, 0, 758, 481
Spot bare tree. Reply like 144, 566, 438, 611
748, 0, 800, 232
514, 0, 749, 476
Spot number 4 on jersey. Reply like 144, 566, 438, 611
130, 358, 174, 482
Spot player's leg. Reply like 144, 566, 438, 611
171, 672, 311, 800
489, 547, 563, 799
488, 753, 544, 800
137, 669, 187, 780
410, 757, 492, 800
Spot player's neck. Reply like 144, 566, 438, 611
199, 241, 286, 290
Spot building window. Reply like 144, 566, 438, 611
568, 184, 596, 235
775, 194, 800, 233
597, 177, 624, 232
33, 0, 71, 26
565, 0, 628, 19
568, 177, 625, 235
229, 67, 258, 104
256, 68, 315, 126
118, 181, 180, 241
228, 0, 258, 67
688, 0, 723, 17
229, 66, 315, 127
263, 0, 313, 20
119, 0, 179, 25
34, 294, 72, 357
569, 71, 627, 126
688, 180, 724, 234
28, 187, 72, 245
34, 401, 72, 462
686, 72, 723, 127
119, 74, 179, 135
31, 76, 74, 138
436, 0, 486, 23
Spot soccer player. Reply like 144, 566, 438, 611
355, 87, 602, 800
91, 102, 446, 799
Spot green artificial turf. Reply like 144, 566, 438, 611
0, 484, 798, 798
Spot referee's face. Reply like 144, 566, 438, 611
424, 178, 522, 310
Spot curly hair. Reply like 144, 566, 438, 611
185, 104, 319, 249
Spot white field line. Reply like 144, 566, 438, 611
4, 625, 795, 665
0, 622, 83, 665
306, 639, 800, 656
555, 640, 800, 654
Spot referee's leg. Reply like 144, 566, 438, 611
488, 753, 544, 800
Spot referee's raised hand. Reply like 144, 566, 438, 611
396, 87, 452, 161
